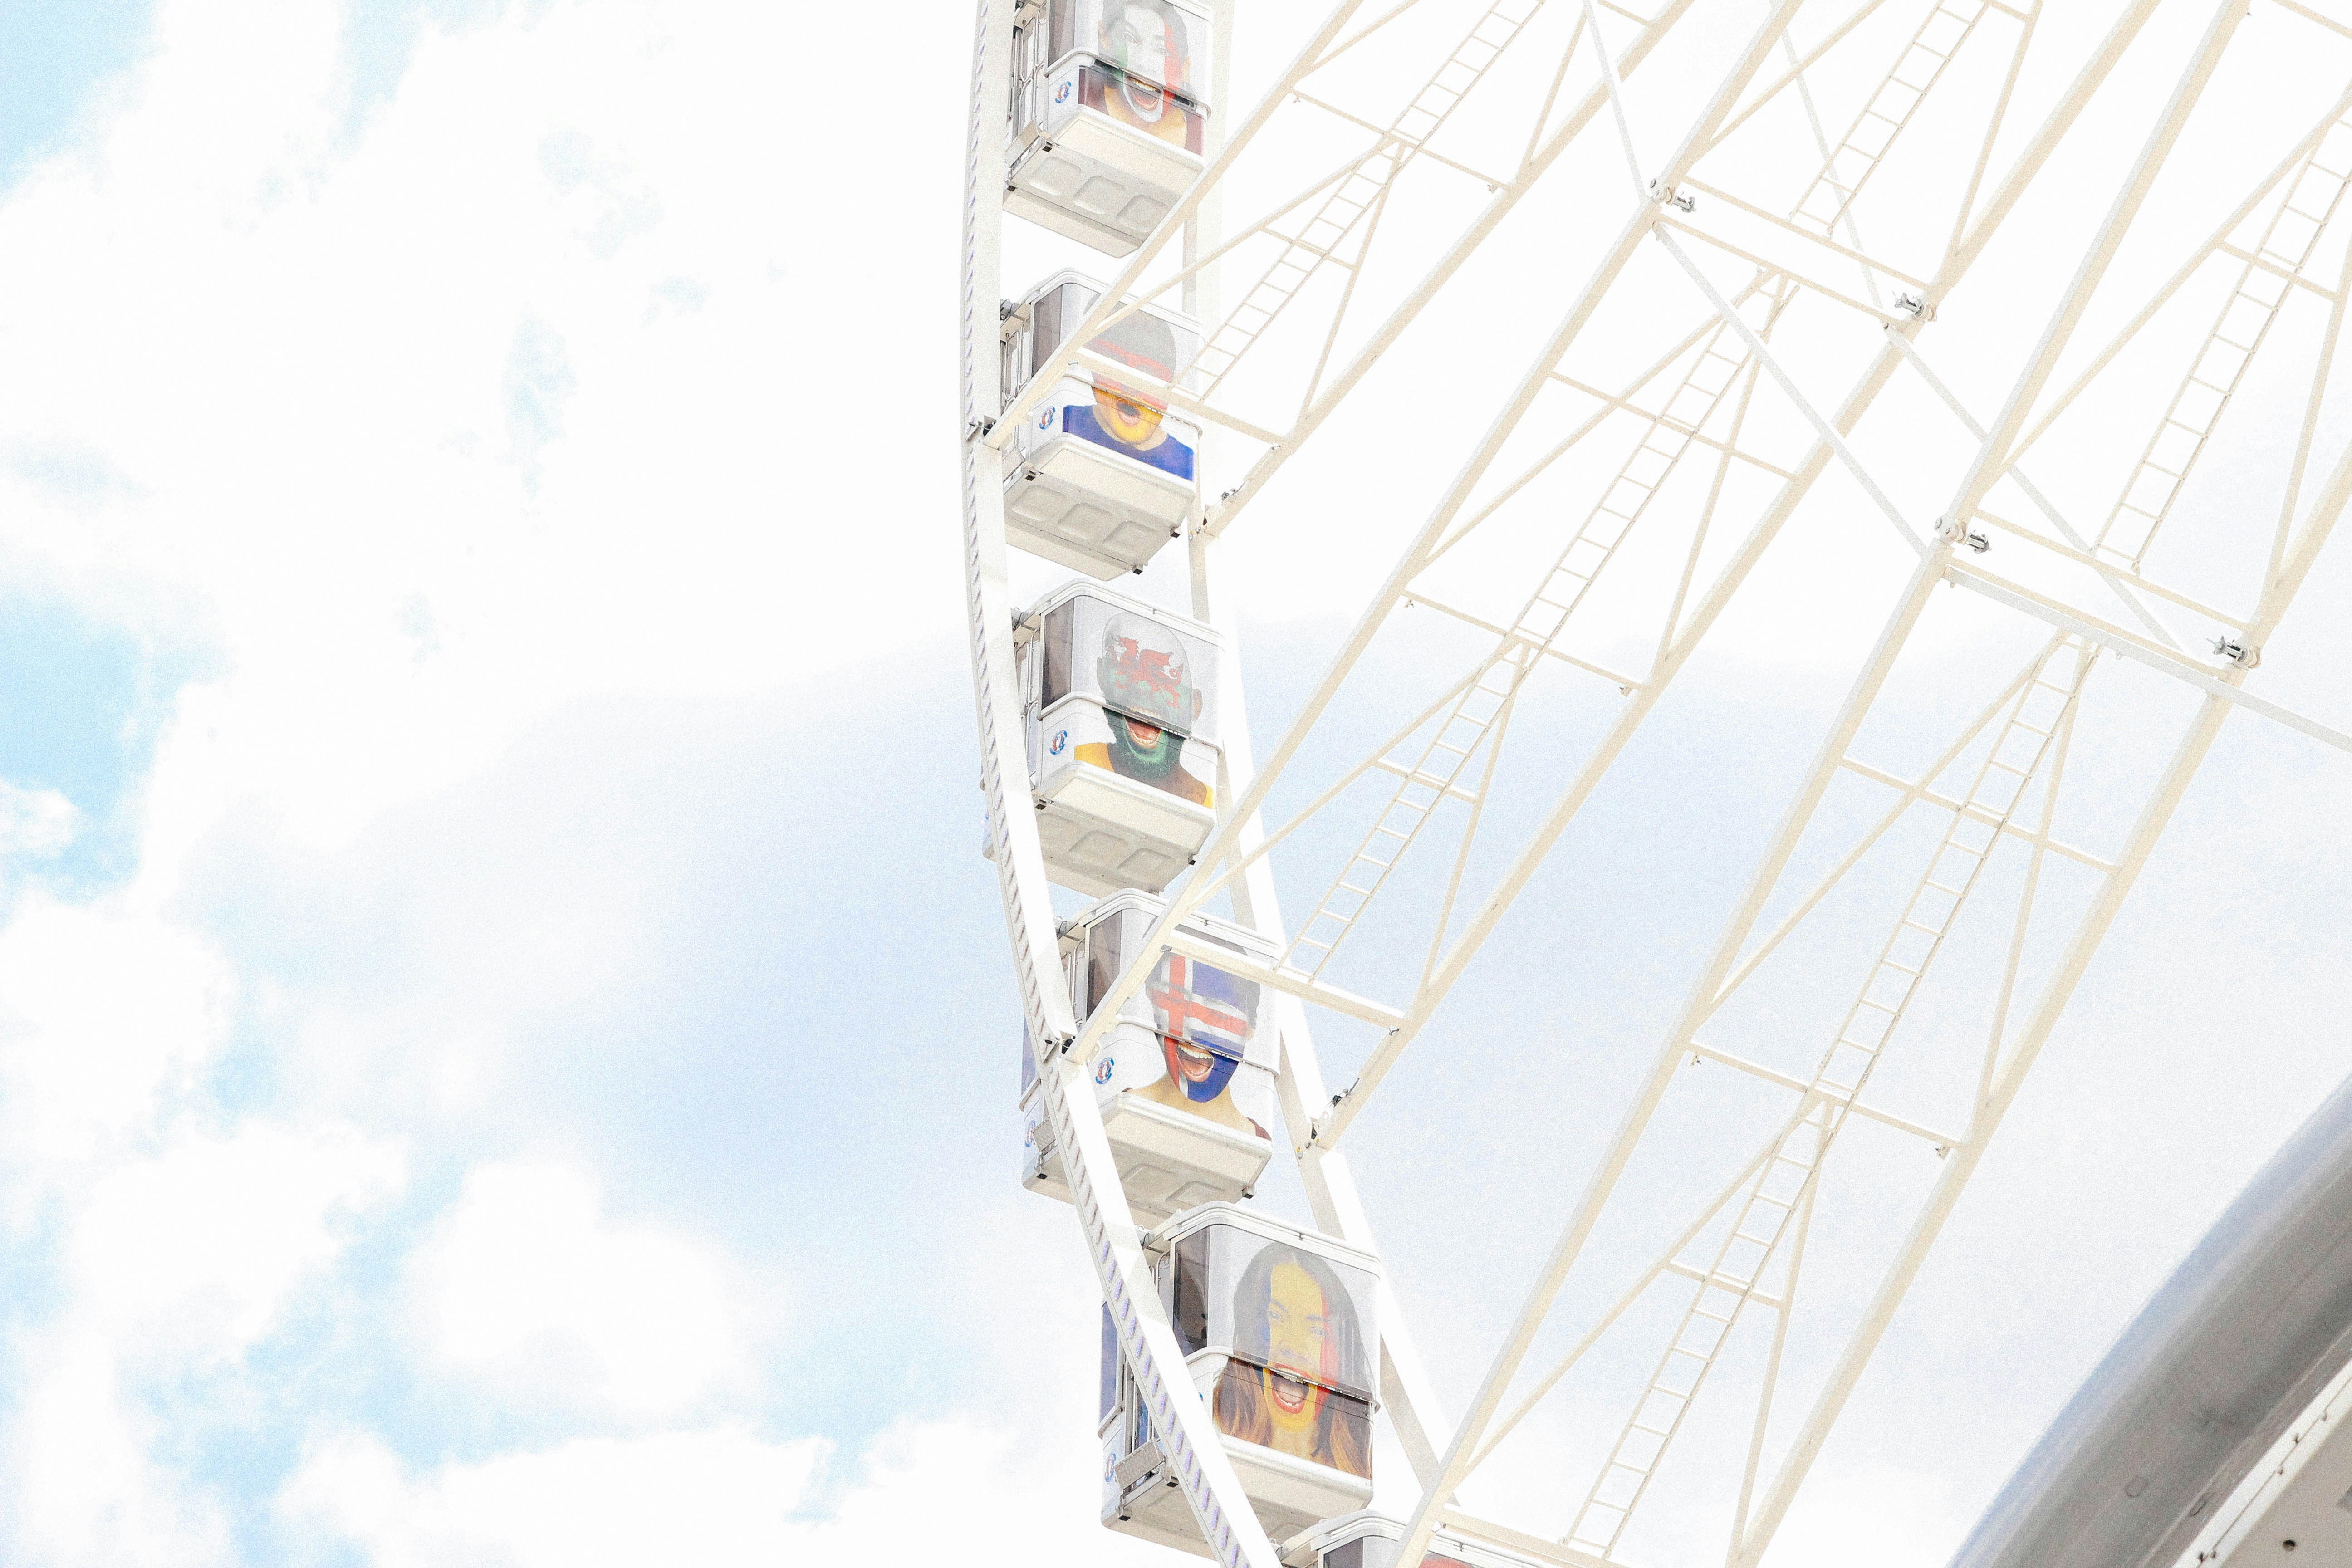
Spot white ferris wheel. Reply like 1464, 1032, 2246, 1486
958, 3, 2352, 1567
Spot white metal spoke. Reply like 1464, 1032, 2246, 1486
1389, 14, 2247, 1562
1204, 0, 1711, 532
1306, 0, 2082, 1151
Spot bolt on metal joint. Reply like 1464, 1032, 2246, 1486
2211, 636, 2260, 668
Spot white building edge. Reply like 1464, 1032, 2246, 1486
1954, 1073, 2352, 1568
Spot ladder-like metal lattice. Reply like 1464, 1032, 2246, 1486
1564, 637, 2095, 1557
1285, 294, 1784, 977
1191, 0, 1545, 392
1791, 0, 1989, 236
2094, 111, 2352, 568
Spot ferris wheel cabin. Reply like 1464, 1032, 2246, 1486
1019, 891, 1278, 1221
1006, 0, 1213, 255
1001, 271, 1204, 578
1019, 580, 1222, 896
1286, 1512, 1548, 1568
1103, 1205, 1382, 1554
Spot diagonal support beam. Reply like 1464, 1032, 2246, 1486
1381, 5, 1831, 1564
1944, 563, 2352, 755
1184, 531, 1456, 1490
1656, 225, 1929, 554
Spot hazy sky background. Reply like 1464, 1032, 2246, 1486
0, 2, 2342, 1566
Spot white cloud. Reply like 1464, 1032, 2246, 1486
0, 783, 77, 858
0, 0, 965, 887
2, 1122, 400, 1567
266, 1185, 1182, 1568
69, 1122, 404, 1366
0, 3, 977, 1551
4, 1331, 237, 1568
409, 1158, 760, 1422
281, 1426, 826, 1568
0, 898, 231, 1173
281, 1412, 1179, 1568
296, 1196, 1184, 1567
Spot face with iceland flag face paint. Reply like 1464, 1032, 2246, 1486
1134, 951, 1266, 1140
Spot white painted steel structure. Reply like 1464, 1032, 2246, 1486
962, 4, 2352, 1566
1951, 1069, 2352, 1568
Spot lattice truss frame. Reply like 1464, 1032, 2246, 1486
960, 3, 2352, 1568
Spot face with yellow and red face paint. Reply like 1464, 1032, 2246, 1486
1085, 308, 1178, 451
1092, 387, 1167, 450
1255, 1259, 1332, 1443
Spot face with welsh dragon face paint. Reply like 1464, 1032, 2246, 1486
1096, 611, 1200, 736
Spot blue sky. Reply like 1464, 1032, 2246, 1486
0, 3, 2343, 1566
0, 0, 150, 180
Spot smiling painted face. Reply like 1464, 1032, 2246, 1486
1213, 1239, 1371, 1475
1083, 309, 1180, 455
1100, 0, 1191, 136
1145, 952, 1251, 1102
1092, 387, 1166, 449
1073, 41, 1201, 154
1257, 1261, 1332, 1442
1157, 1027, 1239, 1102
1105, 0, 1188, 96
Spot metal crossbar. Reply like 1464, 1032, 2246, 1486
1191, 0, 1546, 392
1791, 0, 1989, 236
2093, 111, 2352, 568
1562, 637, 2096, 1558
1284, 292, 1784, 977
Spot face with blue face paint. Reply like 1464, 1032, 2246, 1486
1146, 951, 1250, 1103
1160, 1029, 1240, 1102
